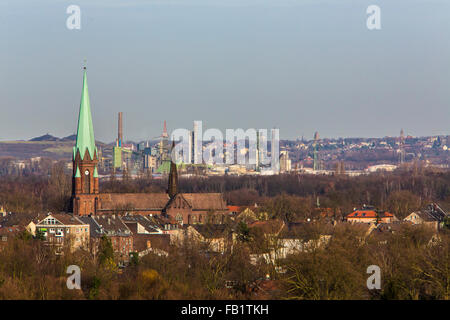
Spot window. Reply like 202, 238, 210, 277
45, 218, 56, 225
1, 236, 7, 242
176, 214, 183, 224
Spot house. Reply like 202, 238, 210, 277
183, 224, 231, 253
120, 214, 173, 257
346, 205, 396, 224
35, 213, 90, 253
227, 205, 243, 217
80, 215, 133, 263
0, 211, 40, 237
276, 222, 333, 258
368, 222, 404, 245
133, 233, 171, 258
120, 214, 162, 235
235, 204, 269, 222
404, 203, 448, 230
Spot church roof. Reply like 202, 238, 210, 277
165, 193, 228, 211
98, 193, 169, 211
73, 69, 97, 161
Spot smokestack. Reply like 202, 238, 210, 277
118, 112, 123, 147
162, 120, 168, 138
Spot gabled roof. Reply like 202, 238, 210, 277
121, 215, 161, 233
181, 193, 228, 211
227, 205, 242, 213
37, 213, 86, 226
347, 210, 394, 219
0, 212, 40, 228
248, 219, 285, 235
191, 224, 228, 239
164, 193, 227, 212
408, 204, 447, 222
84, 215, 131, 237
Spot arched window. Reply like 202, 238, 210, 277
176, 213, 183, 225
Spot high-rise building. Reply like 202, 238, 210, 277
279, 150, 291, 173
193, 121, 202, 164
188, 130, 193, 164
271, 128, 280, 173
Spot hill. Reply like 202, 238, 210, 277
29, 134, 60, 142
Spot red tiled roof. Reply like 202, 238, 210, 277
347, 210, 393, 219
227, 206, 242, 212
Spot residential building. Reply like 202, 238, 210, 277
35, 213, 90, 252
404, 203, 448, 230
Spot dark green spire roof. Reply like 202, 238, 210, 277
73, 69, 97, 160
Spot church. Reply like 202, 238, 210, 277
71, 68, 228, 224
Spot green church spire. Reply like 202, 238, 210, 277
75, 165, 81, 178
73, 68, 97, 160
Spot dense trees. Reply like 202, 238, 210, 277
0, 165, 448, 299
1, 165, 448, 218
0, 223, 447, 300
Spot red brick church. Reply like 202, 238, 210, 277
71, 68, 228, 224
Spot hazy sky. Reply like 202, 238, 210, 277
0, 0, 449, 143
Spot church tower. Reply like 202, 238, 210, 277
72, 68, 99, 215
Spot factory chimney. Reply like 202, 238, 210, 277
118, 112, 123, 147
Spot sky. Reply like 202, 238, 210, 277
0, 0, 449, 143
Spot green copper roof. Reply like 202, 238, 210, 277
73, 69, 96, 160
75, 165, 81, 178
156, 160, 171, 174
93, 166, 98, 178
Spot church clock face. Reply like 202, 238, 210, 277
85, 170, 89, 176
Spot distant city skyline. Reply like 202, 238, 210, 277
1, 0, 449, 142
